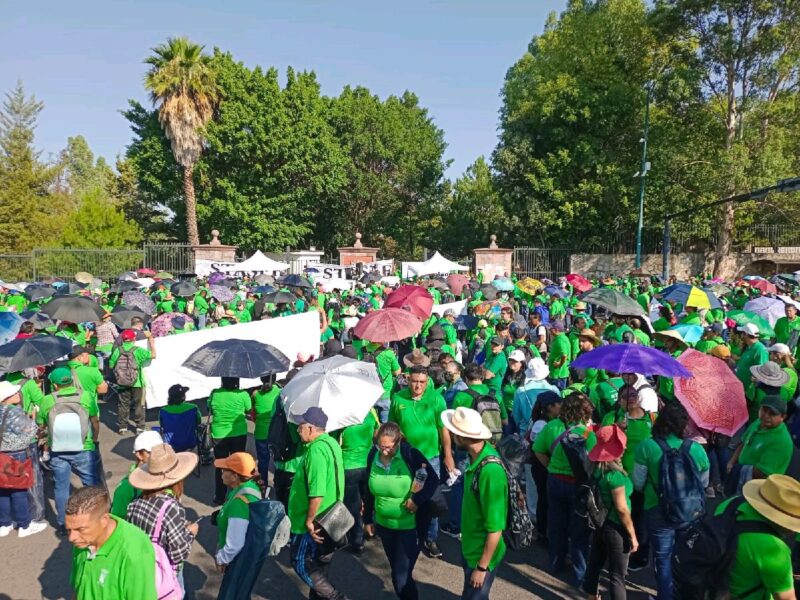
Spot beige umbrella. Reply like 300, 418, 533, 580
74, 272, 94, 284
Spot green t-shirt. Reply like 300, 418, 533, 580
37, 386, 99, 451
715, 499, 793, 600
108, 343, 152, 389
288, 434, 345, 534
483, 350, 508, 393
375, 348, 401, 398
596, 468, 633, 525
389, 387, 447, 460
110, 464, 139, 519
5, 373, 45, 415
71, 515, 157, 600
339, 410, 380, 470
369, 453, 416, 530
217, 480, 261, 549
461, 443, 508, 570
252, 386, 281, 440
532, 419, 597, 476
548, 332, 571, 379
736, 342, 769, 397
738, 420, 793, 477
68, 361, 105, 403
633, 434, 710, 509
208, 388, 252, 439
774, 316, 800, 347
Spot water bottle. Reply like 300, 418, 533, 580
412, 466, 428, 493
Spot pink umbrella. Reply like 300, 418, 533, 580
137, 267, 156, 276
566, 273, 592, 293
384, 285, 434, 320
751, 279, 778, 295
675, 349, 748, 436
446, 274, 470, 296
353, 308, 422, 343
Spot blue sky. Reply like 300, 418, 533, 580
1, 0, 564, 178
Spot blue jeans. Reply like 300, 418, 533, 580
547, 474, 589, 585
461, 559, 498, 599
377, 524, 421, 599
51, 450, 100, 526
255, 439, 271, 484
197, 314, 207, 330
0, 488, 30, 529
27, 444, 45, 522
344, 467, 368, 547
645, 507, 677, 600
426, 456, 440, 542
447, 450, 468, 531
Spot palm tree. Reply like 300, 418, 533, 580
144, 37, 219, 246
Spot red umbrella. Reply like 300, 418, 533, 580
384, 285, 434, 320
137, 267, 156, 276
353, 308, 422, 343
566, 273, 592, 293
751, 279, 778, 295
446, 274, 470, 296
675, 349, 748, 436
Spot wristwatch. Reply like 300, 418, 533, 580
476, 564, 488, 572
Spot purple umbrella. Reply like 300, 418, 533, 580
122, 291, 156, 315
209, 285, 235, 303
208, 272, 227, 285
571, 343, 692, 378
151, 312, 192, 337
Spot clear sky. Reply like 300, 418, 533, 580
1, 0, 565, 179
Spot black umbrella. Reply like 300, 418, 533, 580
24, 285, 56, 301
265, 291, 297, 305
150, 279, 174, 290
19, 311, 55, 331
480, 284, 498, 301
182, 339, 291, 378
110, 306, 151, 329
110, 280, 143, 294
171, 281, 198, 298
280, 274, 312, 289
0, 335, 73, 372
42, 296, 106, 323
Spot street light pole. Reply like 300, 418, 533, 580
635, 83, 652, 269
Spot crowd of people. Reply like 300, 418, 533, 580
2, 268, 800, 599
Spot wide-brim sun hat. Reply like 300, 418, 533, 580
525, 357, 550, 380
441, 407, 492, 440
578, 328, 602, 348
588, 424, 627, 462
403, 348, 431, 368
750, 361, 790, 387
0, 381, 21, 402
654, 329, 688, 349
743, 475, 800, 533
129, 443, 198, 491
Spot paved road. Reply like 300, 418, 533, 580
2, 397, 656, 600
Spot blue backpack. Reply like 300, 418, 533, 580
655, 438, 705, 525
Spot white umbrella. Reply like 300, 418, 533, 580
778, 294, 800, 311
744, 296, 786, 327
281, 355, 384, 431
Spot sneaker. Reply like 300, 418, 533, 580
18, 521, 47, 538
705, 486, 716, 499
423, 540, 443, 559
0, 525, 12, 537
135, 428, 145, 435
439, 524, 461, 540
118, 428, 130, 436
628, 558, 650, 572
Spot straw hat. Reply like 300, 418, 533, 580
743, 475, 800, 533
403, 348, 431, 368
440, 407, 492, 440
525, 357, 550, 381
588, 425, 627, 462
654, 330, 688, 349
750, 361, 790, 387
0, 381, 21, 402
710, 345, 731, 360
578, 328, 602, 348
129, 443, 197, 491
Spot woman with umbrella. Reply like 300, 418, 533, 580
208, 378, 253, 505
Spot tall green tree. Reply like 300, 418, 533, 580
57, 135, 115, 196
58, 186, 142, 248
144, 37, 219, 246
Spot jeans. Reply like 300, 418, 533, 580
447, 450, 468, 531
426, 456, 440, 542
377, 525, 421, 599
117, 386, 145, 430
27, 444, 45, 522
547, 474, 589, 584
628, 490, 649, 567
255, 439, 271, 484
197, 314, 207, 330
645, 507, 678, 600
582, 520, 631, 600
0, 488, 30, 529
461, 560, 498, 600
524, 463, 537, 522
531, 458, 549, 537
290, 533, 344, 599
51, 450, 100, 526
344, 467, 368, 547
213, 435, 247, 503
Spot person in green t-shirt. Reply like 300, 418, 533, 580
734, 323, 770, 402
287, 407, 347, 600
67, 486, 157, 600
68, 345, 108, 406
109, 328, 156, 434
582, 424, 639, 600
110, 430, 163, 519
208, 378, 252, 505
483, 336, 508, 395
547, 321, 571, 390
441, 406, 508, 597
251, 375, 281, 483
774, 302, 800, 358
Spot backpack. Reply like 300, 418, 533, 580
113, 348, 139, 387
267, 401, 297, 463
471, 454, 534, 551
550, 425, 593, 483
48, 383, 90, 453
466, 389, 503, 445
575, 468, 608, 530
672, 496, 777, 600
150, 500, 182, 600
655, 438, 706, 525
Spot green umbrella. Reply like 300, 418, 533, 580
579, 288, 646, 317
155, 271, 173, 280
727, 310, 776, 337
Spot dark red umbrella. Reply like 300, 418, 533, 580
137, 267, 156, 276
353, 308, 423, 343
446, 274, 470, 296
566, 273, 592, 293
384, 285, 434, 320
751, 279, 778, 295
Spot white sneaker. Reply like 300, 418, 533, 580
18, 521, 47, 538
0, 525, 12, 537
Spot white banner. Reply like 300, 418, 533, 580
195, 258, 237, 278
310, 259, 394, 280
431, 300, 467, 317
141, 311, 320, 408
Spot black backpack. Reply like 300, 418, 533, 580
267, 401, 297, 463
672, 496, 776, 600
575, 468, 608, 530
466, 389, 503, 445
549, 425, 593, 483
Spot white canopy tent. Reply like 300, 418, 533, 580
407, 252, 469, 277
219, 250, 290, 274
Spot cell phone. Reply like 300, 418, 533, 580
194, 516, 204, 525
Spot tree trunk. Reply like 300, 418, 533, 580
183, 164, 200, 246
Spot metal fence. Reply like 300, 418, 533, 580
513, 248, 571, 280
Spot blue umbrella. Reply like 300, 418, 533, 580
544, 285, 569, 298
668, 324, 704, 345
661, 283, 722, 309
252, 285, 276, 295
571, 343, 692, 377
491, 278, 514, 292
0, 312, 23, 345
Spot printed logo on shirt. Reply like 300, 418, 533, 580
98, 569, 109, 585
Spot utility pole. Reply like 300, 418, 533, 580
635, 83, 652, 269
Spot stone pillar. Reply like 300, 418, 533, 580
473, 235, 513, 280
338, 233, 379, 266
193, 229, 238, 274
286, 246, 325, 275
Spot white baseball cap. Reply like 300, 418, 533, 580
738, 323, 760, 337
766, 343, 792, 356
133, 430, 164, 453
508, 349, 527, 363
